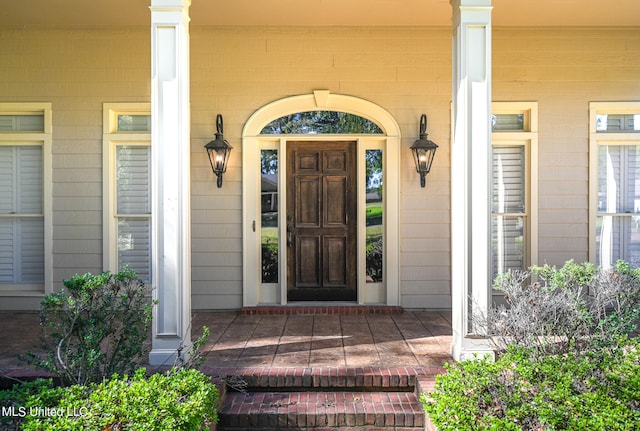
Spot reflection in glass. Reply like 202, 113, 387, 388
596, 114, 640, 133
117, 218, 151, 283
492, 146, 525, 213
365, 150, 383, 282
261, 111, 383, 134
597, 145, 640, 213
261, 150, 279, 283
117, 115, 151, 132
492, 114, 525, 131
597, 215, 640, 269
491, 216, 524, 280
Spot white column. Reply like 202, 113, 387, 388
149, 0, 192, 366
450, 0, 495, 361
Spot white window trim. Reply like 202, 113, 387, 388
0, 102, 52, 295
589, 101, 640, 267
491, 102, 538, 287
102, 103, 151, 278
242, 91, 401, 306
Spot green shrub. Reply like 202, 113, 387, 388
0, 379, 61, 431
1, 368, 218, 431
422, 341, 640, 431
488, 260, 640, 356
24, 269, 153, 386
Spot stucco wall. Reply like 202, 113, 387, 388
0, 25, 639, 310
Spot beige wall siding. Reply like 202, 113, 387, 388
0, 27, 150, 309
494, 27, 640, 266
1, 25, 639, 310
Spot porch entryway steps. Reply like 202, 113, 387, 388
213, 366, 442, 431
218, 390, 424, 430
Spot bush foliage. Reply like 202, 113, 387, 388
423, 260, 640, 430
423, 341, 640, 430
1, 368, 218, 431
489, 260, 640, 356
23, 269, 153, 386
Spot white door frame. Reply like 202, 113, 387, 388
242, 91, 401, 306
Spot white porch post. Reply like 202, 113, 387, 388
149, 0, 192, 366
450, 0, 494, 361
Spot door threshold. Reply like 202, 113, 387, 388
240, 305, 403, 315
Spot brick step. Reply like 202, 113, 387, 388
203, 366, 445, 391
239, 305, 404, 315
217, 390, 425, 430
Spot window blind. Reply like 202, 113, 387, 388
596, 145, 640, 266
0, 145, 44, 284
491, 146, 526, 278
115, 145, 151, 282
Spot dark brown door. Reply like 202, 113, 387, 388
286, 141, 357, 301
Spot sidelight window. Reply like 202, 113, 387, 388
261, 149, 279, 283
365, 149, 383, 282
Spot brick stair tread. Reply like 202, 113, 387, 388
218, 390, 425, 430
203, 366, 445, 390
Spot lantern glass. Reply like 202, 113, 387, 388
205, 123, 233, 188
410, 114, 438, 188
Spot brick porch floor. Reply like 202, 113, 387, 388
0, 309, 453, 375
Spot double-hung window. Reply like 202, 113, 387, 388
103, 104, 152, 282
590, 102, 640, 269
491, 102, 538, 282
0, 103, 51, 293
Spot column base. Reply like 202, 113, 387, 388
451, 336, 495, 362
149, 337, 192, 367
149, 348, 180, 367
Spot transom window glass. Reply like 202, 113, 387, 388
596, 114, 640, 133
591, 103, 640, 269
492, 113, 525, 132
261, 111, 383, 135
117, 115, 151, 132
0, 115, 45, 132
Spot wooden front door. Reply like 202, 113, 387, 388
286, 141, 357, 301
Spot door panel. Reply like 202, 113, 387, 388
296, 235, 321, 287
296, 177, 321, 226
324, 235, 347, 287
324, 177, 347, 226
287, 141, 357, 301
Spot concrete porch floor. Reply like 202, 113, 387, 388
0, 310, 453, 377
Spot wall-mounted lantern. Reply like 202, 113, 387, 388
204, 114, 233, 188
410, 114, 438, 188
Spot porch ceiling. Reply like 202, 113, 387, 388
2, 0, 639, 27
